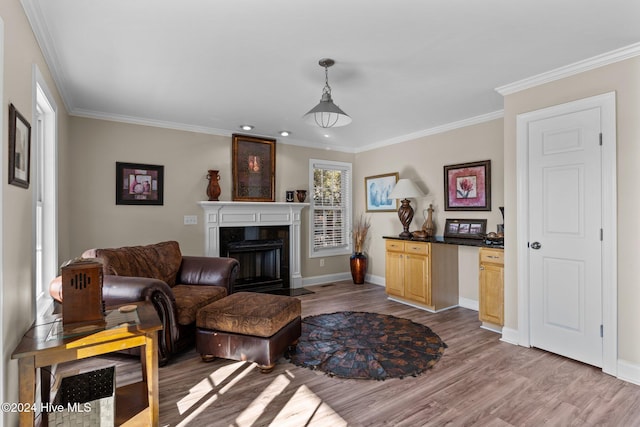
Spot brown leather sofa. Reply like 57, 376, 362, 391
50, 241, 239, 365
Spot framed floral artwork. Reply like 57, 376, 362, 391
232, 134, 276, 202
444, 160, 491, 211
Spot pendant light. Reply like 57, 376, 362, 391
304, 58, 352, 128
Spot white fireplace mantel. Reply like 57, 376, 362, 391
198, 201, 309, 288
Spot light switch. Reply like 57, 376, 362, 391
184, 215, 198, 225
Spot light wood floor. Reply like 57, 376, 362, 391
60, 281, 640, 426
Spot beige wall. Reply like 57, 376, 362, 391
503, 57, 640, 364
68, 117, 354, 276
1, 1, 71, 424
354, 119, 504, 301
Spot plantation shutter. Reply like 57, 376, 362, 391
312, 161, 351, 253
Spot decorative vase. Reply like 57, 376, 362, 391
206, 170, 221, 201
350, 252, 367, 284
296, 189, 307, 202
423, 204, 435, 237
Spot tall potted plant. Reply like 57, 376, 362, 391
350, 214, 371, 284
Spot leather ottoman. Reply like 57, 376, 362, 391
196, 292, 301, 373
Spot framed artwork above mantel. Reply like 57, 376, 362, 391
232, 134, 276, 202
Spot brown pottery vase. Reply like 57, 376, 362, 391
206, 170, 221, 201
350, 252, 367, 284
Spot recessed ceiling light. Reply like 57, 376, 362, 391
279, 131, 290, 137
323, 134, 330, 138
240, 125, 254, 131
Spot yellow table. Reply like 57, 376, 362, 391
12, 302, 162, 426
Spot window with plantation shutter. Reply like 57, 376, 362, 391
309, 159, 352, 257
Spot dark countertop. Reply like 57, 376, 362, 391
383, 235, 504, 250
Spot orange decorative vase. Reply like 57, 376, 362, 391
350, 252, 367, 285
206, 170, 221, 201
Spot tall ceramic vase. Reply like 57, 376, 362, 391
206, 170, 221, 201
350, 252, 367, 284
423, 204, 435, 237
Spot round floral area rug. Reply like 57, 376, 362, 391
289, 311, 447, 380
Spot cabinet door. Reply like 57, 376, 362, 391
385, 251, 405, 297
405, 254, 430, 304
479, 263, 504, 325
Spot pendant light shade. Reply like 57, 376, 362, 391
304, 58, 352, 128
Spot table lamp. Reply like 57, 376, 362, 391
388, 178, 424, 238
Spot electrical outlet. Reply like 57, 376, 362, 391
320, 258, 325, 267
184, 215, 198, 225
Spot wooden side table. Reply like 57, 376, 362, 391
12, 302, 162, 426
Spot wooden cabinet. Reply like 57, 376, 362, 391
479, 247, 504, 326
384, 239, 458, 312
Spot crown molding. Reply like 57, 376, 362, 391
70, 108, 358, 153
496, 41, 640, 96
354, 110, 504, 153
20, 0, 73, 113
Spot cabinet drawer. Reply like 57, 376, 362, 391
480, 248, 504, 265
405, 242, 428, 256
385, 240, 405, 252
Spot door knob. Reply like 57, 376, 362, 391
530, 242, 542, 250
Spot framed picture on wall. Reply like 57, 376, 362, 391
444, 160, 491, 211
116, 162, 164, 205
232, 134, 276, 202
8, 104, 32, 189
365, 172, 399, 212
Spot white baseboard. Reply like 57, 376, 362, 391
366, 274, 385, 286
458, 297, 478, 311
301, 272, 351, 287
500, 327, 520, 345
617, 359, 640, 386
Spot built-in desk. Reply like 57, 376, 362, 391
383, 236, 504, 315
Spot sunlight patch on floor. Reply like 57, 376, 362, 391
234, 373, 291, 426
175, 361, 254, 423
270, 384, 348, 427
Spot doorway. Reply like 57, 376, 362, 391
516, 92, 617, 375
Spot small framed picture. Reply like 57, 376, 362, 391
365, 172, 399, 212
8, 104, 32, 189
444, 219, 487, 239
444, 160, 491, 211
116, 162, 164, 205
232, 134, 276, 202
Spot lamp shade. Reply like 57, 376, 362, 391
388, 179, 424, 199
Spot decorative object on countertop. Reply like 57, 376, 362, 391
296, 189, 307, 202
388, 178, 425, 238
289, 311, 447, 380
443, 218, 487, 239
444, 160, 491, 211
206, 170, 221, 201
232, 134, 276, 202
365, 172, 399, 212
350, 214, 371, 284
423, 203, 436, 237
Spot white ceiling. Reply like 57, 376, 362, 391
22, 0, 640, 152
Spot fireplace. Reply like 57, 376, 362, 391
220, 226, 290, 293
198, 201, 308, 289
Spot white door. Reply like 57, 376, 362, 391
528, 107, 603, 367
